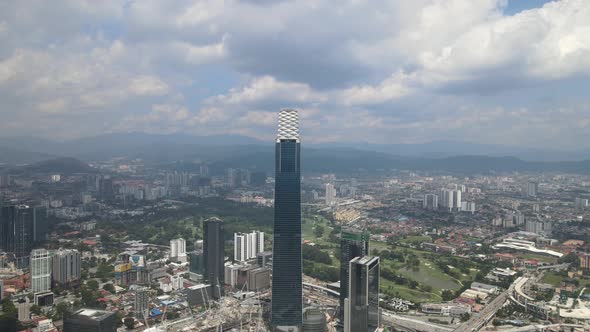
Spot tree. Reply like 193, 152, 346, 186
314, 225, 325, 238
124, 317, 135, 329
30, 304, 43, 316
86, 279, 99, 291
103, 283, 116, 294
115, 311, 125, 327
441, 289, 455, 301
460, 313, 471, 322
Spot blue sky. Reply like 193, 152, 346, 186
505, 0, 554, 14
0, 0, 589, 149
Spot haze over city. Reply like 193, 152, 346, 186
2, 1, 590, 332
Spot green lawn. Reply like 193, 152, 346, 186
399, 235, 432, 245
542, 272, 565, 287
517, 253, 558, 264
302, 215, 334, 246
368, 240, 485, 303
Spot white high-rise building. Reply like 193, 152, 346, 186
52, 249, 81, 288
527, 182, 538, 197
525, 219, 552, 235
325, 183, 336, 206
438, 189, 461, 211
234, 233, 247, 262
575, 198, 589, 210
170, 238, 187, 260
31, 249, 52, 293
234, 231, 264, 262
438, 189, 453, 211
423, 194, 439, 210
452, 190, 462, 210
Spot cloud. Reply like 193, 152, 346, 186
0, 0, 590, 148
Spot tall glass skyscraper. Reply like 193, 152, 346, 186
339, 229, 370, 323
204, 217, 224, 299
345, 256, 380, 332
271, 109, 303, 330
0, 204, 36, 268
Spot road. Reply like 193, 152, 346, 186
382, 311, 455, 332
453, 285, 512, 332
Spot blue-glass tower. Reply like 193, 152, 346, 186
271, 109, 302, 329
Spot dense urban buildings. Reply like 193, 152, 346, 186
271, 109, 303, 329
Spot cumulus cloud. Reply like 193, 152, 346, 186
0, 0, 589, 148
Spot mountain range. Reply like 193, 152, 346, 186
1, 132, 589, 175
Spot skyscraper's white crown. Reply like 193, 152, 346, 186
277, 108, 300, 142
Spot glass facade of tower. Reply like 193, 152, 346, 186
0, 205, 36, 268
203, 217, 224, 299
346, 256, 380, 332
339, 229, 370, 323
271, 110, 302, 328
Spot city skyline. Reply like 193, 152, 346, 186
1, 1, 590, 149
2, 1, 590, 331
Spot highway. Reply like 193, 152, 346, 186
453, 284, 513, 332
382, 311, 455, 332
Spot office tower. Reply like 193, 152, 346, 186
199, 164, 209, 176
345, 256, 380, 332
527, 182, 538, 198
33, 207, 48, 243
0, 175, 11, 188
134, 288, 149, 320
303, 307, 327, 332
0, 204, 35, 267
31, 249, 52, 293
52, 249, 81, 288
257, 251, 272, 267
423, 194, 439, 210
98, 176, 115, 201
339, 229, 370, 324
170, 238, 187, 261
188, 251, 204, 274
325, 183, 336, 206
64, 309, 117, 332
251, 171, 267, 187
204, 217, 224, 298
271, 109, 303, 330
226, 168, 240, 188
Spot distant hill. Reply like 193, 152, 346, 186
211, 149, 590, 175
1, 132, 590, 175
4, 157, 97, 175
0, 146, 56, 165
